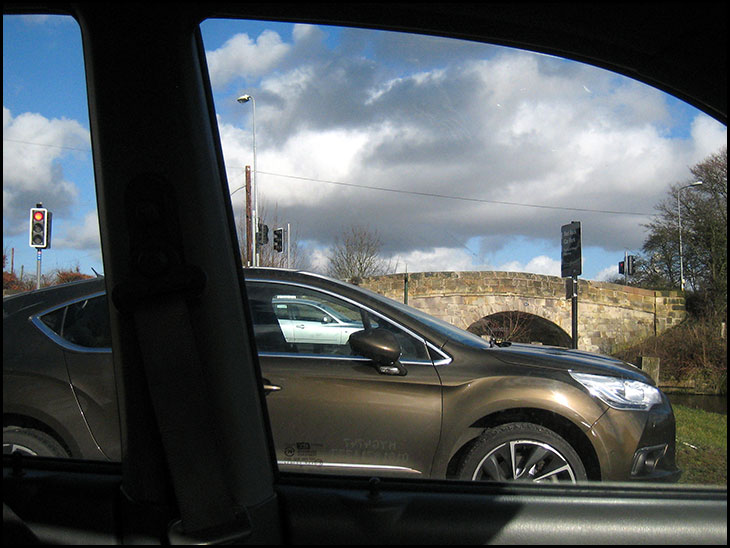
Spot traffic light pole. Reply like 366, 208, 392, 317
36, 249, 42, 289
286, 223, 291, 268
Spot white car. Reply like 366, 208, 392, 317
272, 298, 366, 345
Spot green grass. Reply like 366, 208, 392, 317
673, 404, 727, 486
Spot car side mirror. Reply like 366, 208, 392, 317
348, 328, 407, 376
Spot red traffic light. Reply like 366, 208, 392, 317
29, 207, 51, 249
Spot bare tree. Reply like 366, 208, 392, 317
326, 225, 394, 282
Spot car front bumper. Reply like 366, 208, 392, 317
591, 393, 681, 483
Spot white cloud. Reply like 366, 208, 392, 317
594, 264, 620, 282
206, 31, 290, 88
497, 255, 561, 277
690, 115, 728, 164
3, 107, 88, 236
54, 211, 100, 251
208, 24, 727, 279
392, 247, 483, 274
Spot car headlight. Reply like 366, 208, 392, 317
569, 372, 663, 410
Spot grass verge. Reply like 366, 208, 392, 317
673, 404, 727, 485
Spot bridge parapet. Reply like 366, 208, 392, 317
359, 271, 686, 353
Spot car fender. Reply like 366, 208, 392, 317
433, 375, 608, 477
2, 372, 105, 459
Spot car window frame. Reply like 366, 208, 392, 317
2, 3, 726, 546
32, 292, 113, 354
248, 278, 440, 365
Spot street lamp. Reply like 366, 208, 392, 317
677, 180, 702, 291
237, 94, 257, 265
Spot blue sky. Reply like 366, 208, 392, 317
3, 14, 727, 283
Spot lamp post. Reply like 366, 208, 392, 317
237, 94, 258, 266
677, 181, 702, 291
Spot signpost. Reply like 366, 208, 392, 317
561, 221, 581, 349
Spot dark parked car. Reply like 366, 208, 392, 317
3, 268, 680, 483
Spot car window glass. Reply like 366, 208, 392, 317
38, 295, 111, 349
200, 18, 725, 488
290, 303, 328, 322
3, 14, 109, 461
248, 281, 429, 361
61, 296, 112, 348
39, 306, 65, 335
3, 13, 725, 489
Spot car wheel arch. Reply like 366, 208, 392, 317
445, 407, 601, 481
2, 415, 75, 458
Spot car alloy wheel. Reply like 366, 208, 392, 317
459, 422, 586, 483
2, 427, 69, 458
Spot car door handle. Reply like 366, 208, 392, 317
263, 383, 282, 394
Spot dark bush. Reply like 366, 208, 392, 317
613, 319, 727, 395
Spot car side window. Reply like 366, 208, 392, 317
247, 282, 430, 362
3, 14, 114, 460
39, 295, 111, 349
290, 303, 329, 322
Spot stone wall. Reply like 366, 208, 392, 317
359, 271, 686, 353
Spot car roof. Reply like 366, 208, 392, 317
3, 268, 449, 347
3, 277, 106, 318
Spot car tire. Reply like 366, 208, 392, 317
3, 427, 70, 458
458, 422, 587, 483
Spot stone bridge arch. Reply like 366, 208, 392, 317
468, 310, 572, 348
359, 271, 686, 353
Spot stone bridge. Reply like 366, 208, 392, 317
359, 271, 686, 354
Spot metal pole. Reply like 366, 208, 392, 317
36, 249, 42, 289
624, 250, 628, 285
403, 271, 409, 305
246, 167, 253, 266
253, 109, 259, 266
286, 223, 291, 268
677, 192, 684, 291
571, 275, 578, 349
237, 95, 258, 266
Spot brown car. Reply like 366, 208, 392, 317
3, 268, 679, 483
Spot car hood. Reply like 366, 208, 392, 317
487, 343, 654, 384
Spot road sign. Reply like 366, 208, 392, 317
561, 221, 581, 278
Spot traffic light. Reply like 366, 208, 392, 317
273, 228, 284, 252
29, 206, 51, 249
627, 255, 636, 276
256, 222, 269, 247
618, 260, 625, 274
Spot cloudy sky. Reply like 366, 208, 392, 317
3, 15, 726, 282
